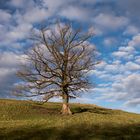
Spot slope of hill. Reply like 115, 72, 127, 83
0, 99, 140, 140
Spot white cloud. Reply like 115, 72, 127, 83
124, 98, 140, 107
87, 73, 140, 110
0, 51, 27, 97
103, 37, 117, 46
88, 39, 140, 108
123, 74, 140, 95
60, 6, 89, 21
128, 34, 140, 47
104, 64, 119, 72
23, 7, 48, 23
0, 68, 16, 78
119, 46, 135, 52
118, 0, 140, 27
111, 34, 140, 64
9, 0, 37, 10
135, 56, 140, 64
0, 1, 96, 47
96, 61, 107, 69
43, 0, 66, 10
93, 13, 129, 30
0, 52, 26, 68
89, 33, 140, 109
93, 27, 103, 36
125, 62, 140, 71
10, 0, 25, 7
112, 51, 130, 58
0, 9, 11, 23
112, 46, 136, 60
88, 69, 106, 77
7, 23, 33, 41
99, 73, 140, 102
124, 25, 139, 35
43, 0, 64, 8
80, 0, 97, 5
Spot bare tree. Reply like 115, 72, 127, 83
16, 23, 98, 115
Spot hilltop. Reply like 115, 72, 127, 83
0, 99, 140, 140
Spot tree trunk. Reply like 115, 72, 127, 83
61, 93, 72, 115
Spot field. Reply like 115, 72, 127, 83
0, 99, 140, 140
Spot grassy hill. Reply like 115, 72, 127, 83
0, 99, 140, 140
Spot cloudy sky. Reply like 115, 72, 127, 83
0, 0, 140, 113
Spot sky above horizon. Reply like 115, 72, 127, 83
0, 0, 140, 113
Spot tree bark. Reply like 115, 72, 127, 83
61, 93, 72, 115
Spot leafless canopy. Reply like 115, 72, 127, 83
16, 23, 98, 102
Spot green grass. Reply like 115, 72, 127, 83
0, 99, 140, 140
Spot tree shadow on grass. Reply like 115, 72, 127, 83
72, 107, 114, 115
0, 123, 140, 140
25, 104, 115, 115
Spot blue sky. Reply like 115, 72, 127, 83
0, 0, 140, 113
